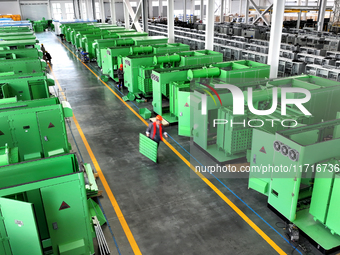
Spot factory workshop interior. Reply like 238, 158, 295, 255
1, 0, 340, 254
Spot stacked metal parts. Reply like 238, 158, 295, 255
148, 22, 340, 81
0, 23, 108, 255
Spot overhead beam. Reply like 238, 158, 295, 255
249, 5, 332, 10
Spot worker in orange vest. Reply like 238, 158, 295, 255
146, 115, 168, 149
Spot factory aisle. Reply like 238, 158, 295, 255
37, 31, 326, 255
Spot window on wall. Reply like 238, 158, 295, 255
52, 3, 62, 20
95, 2, 100, 19
65, 3, 74, 20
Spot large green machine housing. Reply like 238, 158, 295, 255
0, 153, 95, 255
0, 58, 47, 75
95, 36, 168, 67
0, 48, 43, 60
123, 49, 222, 96
0, 73, 54, 100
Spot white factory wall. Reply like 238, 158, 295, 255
0, 1, 21, 14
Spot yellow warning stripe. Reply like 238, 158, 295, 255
56, 37, 287, 255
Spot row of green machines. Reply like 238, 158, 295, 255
61, 22, 340, 253
0, 26, 102, 254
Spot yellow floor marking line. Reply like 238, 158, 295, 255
56, 38, 287, 255
48, 63, 142, 255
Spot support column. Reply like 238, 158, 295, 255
85, 0, 91, 19
73, 0, 79, 19
297, 0, 301, 28
47, 0, 52, 19
220, 0, 224, 22
79, 0, 84, 19
267, 0, 285, 78
302, 0, 308, 20
124, 2, 129, 28
167, 0, 174, 42
201, 0, 204, 21
91, 0, 96, 20
159, 0, 163, 17
239, 0, 242, 16
148, 0, 153, 18
205, 0, 214, 50
100, 0, 105, 22
317, 0, 327, 31
190, 0, 195, 21
110, 0, 116, 24
183, 0, 186, 22
245, 0, 249, 24
142, 0, 149, 32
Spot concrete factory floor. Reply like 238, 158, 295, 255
36, 32, 333, 255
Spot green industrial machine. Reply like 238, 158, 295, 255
0, 71, 47, 81
94, 36, 168, 67
104, 43, 190, 82
72, 26, 127, 48
0, 74, 54, 100
0, 153, 95, 255
123, 49, 222, 97
0, 58, 46, 75
0, 31, 34, 37
191, 75, 340, 163
0, 35, 37, 41
61, 23, 103, 42
0, 97, 72, 161
63, 23, 119, 44
0, 39, 40, 50
0, 27, 31, 32
33, 18, 49, 32
117, 32, 148, 38
152, 56, 259, 124
80, 28, 135, 53
70, 27, 99, 46
0, 48, 43, 60
173, 60, 271, 134
123, 49, 223, 96
249, 118, 340, 252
